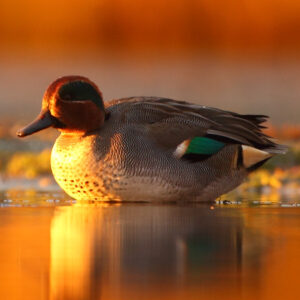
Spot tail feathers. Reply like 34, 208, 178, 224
245, 157, 271, 172
241, 146, 272, 169
241, 143, 287, 171
262, 144, 288, 155
241, 114, 269, 125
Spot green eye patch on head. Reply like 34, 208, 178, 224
58, 80, 104, 109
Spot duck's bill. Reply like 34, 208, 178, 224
17, 109, 54, 137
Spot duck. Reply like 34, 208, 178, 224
17, 75, 286, 202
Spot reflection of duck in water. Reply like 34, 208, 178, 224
50, 204, 267, 300
18, 76, 286, 201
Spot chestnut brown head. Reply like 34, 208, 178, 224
17, 76, 106, 137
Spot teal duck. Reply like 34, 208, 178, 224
17, 76, 286, 201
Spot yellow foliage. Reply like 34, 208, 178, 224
269, 177, 282, 189
6, 149, 51, 178
243, 169, 284, 190
260, 192, 280, 203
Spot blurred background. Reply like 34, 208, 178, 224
0, 0, 300, 182
0, 0, 300, 125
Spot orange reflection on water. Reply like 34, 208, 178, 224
50, 207, 98, 300
1, 204, 300, 299
0, 208, 53, 300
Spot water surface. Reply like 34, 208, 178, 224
0, 191, 300, 300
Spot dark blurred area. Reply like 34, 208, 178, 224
0, 0, 300, 126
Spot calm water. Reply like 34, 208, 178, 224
0, 191, 300, 300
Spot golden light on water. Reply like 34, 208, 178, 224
0, 202, 300, 299
50, 207, 98, 300
0, 208, 52, 300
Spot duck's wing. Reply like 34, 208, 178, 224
107, 97, 286, 155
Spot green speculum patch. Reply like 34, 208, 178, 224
186, 137, 225, 155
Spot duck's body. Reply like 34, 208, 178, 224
51, 98, 247, 201
18, 77, 286, 202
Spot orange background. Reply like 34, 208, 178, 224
0, 0, 299, 125
1, 0, 300, 55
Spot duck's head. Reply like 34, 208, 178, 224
17, 75, 106, 137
